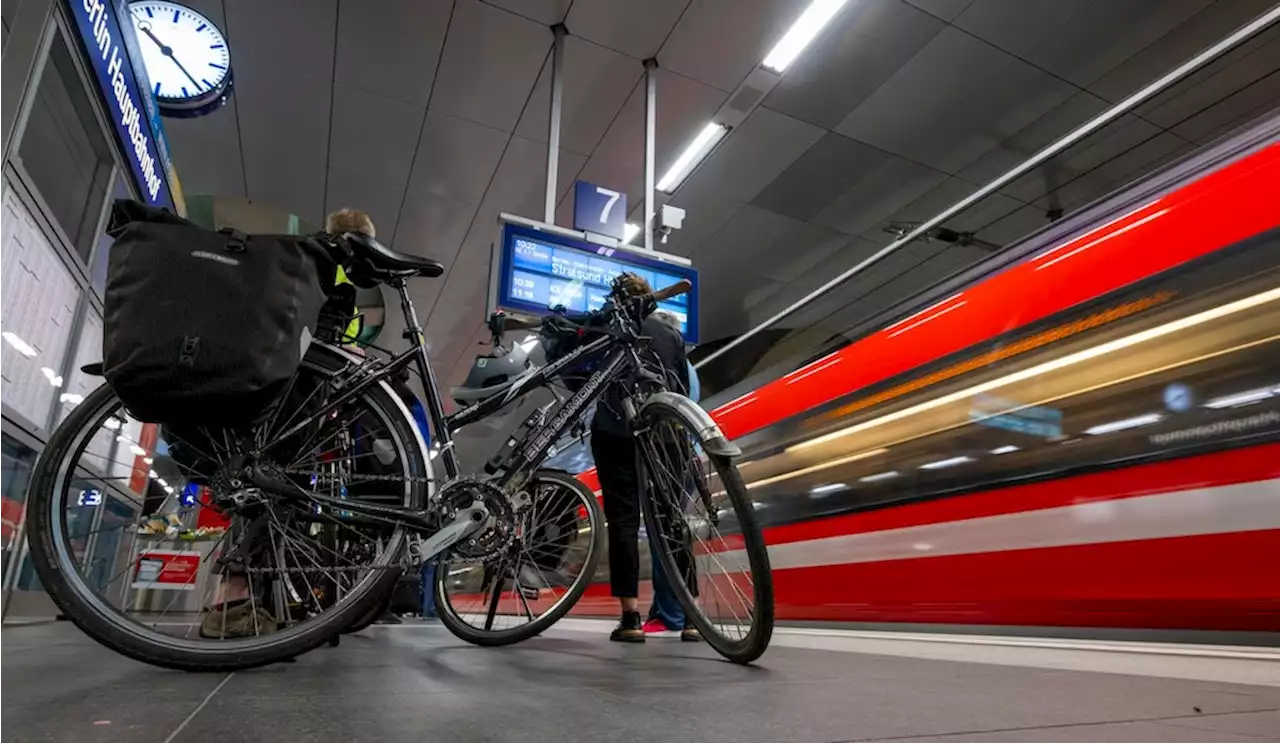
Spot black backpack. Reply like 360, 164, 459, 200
102, 200, 344, 427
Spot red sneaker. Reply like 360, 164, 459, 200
642, 618, 674, 634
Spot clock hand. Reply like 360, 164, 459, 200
135, 20, 203, 92
167, 54, 204, 92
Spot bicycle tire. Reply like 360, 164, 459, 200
637, 398, 774, 664
24, 348, 428, 671
435, 469, 603, 646
344, 587, 395, 634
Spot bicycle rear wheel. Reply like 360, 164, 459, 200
435, 469, 603, 646
636, 398, 773, 664
23, 346, 428, 671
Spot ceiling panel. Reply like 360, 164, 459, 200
864, 175, 1026, 247
334, 0, 452, 107
393, 192, 479, 267
975, 203, 1053, 248
998, 113, 1179, 208
954, 90, 1108, 191
324, 83, 425, 234
663, 172, 746, 256
483, 0, 572, 25
1086, 0, 1279, 103
224, 0, 337, 222
659, 0, 813, 92
835, 27, 1077, 175
763, 0, 946, 130
1041, 131, 1194, 215
1172, 72, 1280, 144
566, 0, 689, 60
590, 68, 725, 175
681, 106, 824, 204
429, 0, 551, 132
901, 0, 974, 23
811, 154, 950, 236
750, 133, 893, 221
954, 0, 1213, 89
479, 134, 587, 223
514, 35, 641, 155
1136, 25, 1280, 131
403, 110, 510, 207
163, 99, 246, 199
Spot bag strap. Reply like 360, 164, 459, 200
218, 228, 248, 253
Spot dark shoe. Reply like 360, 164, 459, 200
681, 625, 702, 642
610, 611, 645, 643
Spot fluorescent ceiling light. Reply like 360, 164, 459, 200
809, 482, 847, 495
130, 444, 147, 456
157, 478, 168, 488
2, 331, 37, 357
921, 455, 974, 470
623, 223, 640, 244
657, 123, 727, 193
1204, 386, 1276, 409
990, 445, 1019, 455
59, 393, 83, 405
761, 0, 850, 72
788, 286, 1280, 453
149, 470, 158, 479
104, 418, 123, 430
859, 471, 899, 483
143, 457, 154, 465
164, 486, 174, 495
41, 367, 63, 387
1084, 413, 1162, 436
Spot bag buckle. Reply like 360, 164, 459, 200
219, 228, 248, 253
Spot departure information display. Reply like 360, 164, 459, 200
495, 222, 699, 342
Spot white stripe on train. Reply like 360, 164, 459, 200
704, 479, 1280, 572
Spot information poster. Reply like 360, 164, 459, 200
132, 549, 200, 590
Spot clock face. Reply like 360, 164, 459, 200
128, 1, 231, 111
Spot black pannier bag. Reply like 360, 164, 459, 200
102, 200, 343, 427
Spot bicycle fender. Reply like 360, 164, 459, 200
639, 392, 741, 458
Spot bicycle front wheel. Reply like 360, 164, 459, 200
636, 398, 773, 664
435, 469, 604, 646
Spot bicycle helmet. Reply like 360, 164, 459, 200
450, 342, 536, 406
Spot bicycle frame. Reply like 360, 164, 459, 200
261, 280, 644, 532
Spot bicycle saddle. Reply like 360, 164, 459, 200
343, 232, 444, 278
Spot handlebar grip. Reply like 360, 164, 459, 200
649, 279, 692, 303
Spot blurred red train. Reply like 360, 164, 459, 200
574, 125, 1280, 633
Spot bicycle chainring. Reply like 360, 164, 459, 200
437, 477, 515, 561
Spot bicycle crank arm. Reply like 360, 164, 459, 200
410, 501, 490, 563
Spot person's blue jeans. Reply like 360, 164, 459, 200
420, 562, 437, 618
647, 539, 684, 630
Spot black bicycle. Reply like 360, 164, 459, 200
23, 232, 773, 669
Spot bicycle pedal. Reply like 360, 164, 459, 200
517, 584, 540, 601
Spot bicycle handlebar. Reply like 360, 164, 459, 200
646, 278, 692, 304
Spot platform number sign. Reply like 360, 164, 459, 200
573, 181, 626, 240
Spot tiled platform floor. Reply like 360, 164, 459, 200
3, 619, 1277, 742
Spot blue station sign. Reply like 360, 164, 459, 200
572, 180, 627, 241
66, 0, 176, 210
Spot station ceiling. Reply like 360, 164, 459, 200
164, 0, 1280, 397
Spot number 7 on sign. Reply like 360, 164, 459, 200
596, 187, 621, 224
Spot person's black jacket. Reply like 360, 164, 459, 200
592, 313, 689, 437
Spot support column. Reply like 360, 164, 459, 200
643, 58, 658, 251
544, 24, 567, 225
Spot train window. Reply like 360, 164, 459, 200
734, 230, 1280, 528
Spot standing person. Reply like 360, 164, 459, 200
590, 276, 697, 643
642, 312, 700, 641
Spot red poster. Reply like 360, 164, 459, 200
132, 549, 201, 590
